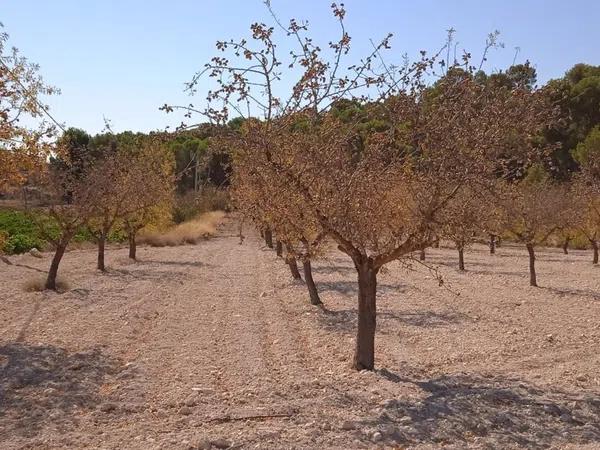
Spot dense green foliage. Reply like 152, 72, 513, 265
0, 209, 125, 254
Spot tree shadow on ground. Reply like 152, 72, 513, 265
102, 267, 189, 282
360, 372, 600, 449
311, 264, 356, 276
466, 269, 526, 277
139, 259, 207, 268
543, 286, 600, 301
423, 256, 498, 269
318, 308, 465, 333
317, 281, 406, 296
0, 343, 123, 438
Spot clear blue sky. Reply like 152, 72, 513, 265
3, 0, 599, 134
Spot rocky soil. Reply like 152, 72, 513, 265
1, 218, 599, 449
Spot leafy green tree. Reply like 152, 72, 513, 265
572, 125, 600, 175
543, 64, 600, 178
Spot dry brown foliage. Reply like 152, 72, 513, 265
22, 276, 70, 293
86, 137, 175, 267
175, 3, 559, 370
499, 180, 573, 286
138, 211, 225, 247
0, 27, 59, 192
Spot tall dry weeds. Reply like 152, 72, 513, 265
138, 211, 225, 247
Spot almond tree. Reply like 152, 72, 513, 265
572, 177, 600, 264
499, 180, 572, 286
86, 153, 128, 271
31, 155, 97, 290
178, 4, 555, 370
231, 140, 325, 305
120, 140, 174, 260
234, 74, 551, 370
572, 126, 600, 263
439, 188, 486, 271
90, 135, 174, 267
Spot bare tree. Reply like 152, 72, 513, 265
231, 76, 552, 369
440, 188, 486, 271
499, 180, 572, 286
177, 4, 555, 370
120, 139, 174, 260
30, 156, 97, 290
86, 153, 129, 271
572, 177, 600, 264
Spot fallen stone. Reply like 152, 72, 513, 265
184, 395, 198, 407
341, 420, 356, 431
210, 438, 231, 449
29, 248, 43, 258
191, 439, 212, 450
542, 403, 562, 416
179, 406, 193, 416
99, 403, 117, 413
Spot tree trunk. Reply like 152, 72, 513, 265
264, 228, 273, 248
128, 231, 137, 260
562, 237, 570, 255
97, 236, 106, 271
433, 238, 440, 249
276, 240, 283, 257
45, 242, 68, 291
489, 234, 496, 254
419, 248, 426, 261
526, 243, 537, 287
458, 246, 465, 271
287, 257, 302, 280
303, 259, 321, 306
592, 240, 599, 265
353, 260, 378, 371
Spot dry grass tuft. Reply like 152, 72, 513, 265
23, 277, 71, 293
138, 211, 226, 247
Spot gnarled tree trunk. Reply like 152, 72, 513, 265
276, 240, 283, 257
526, 243, 537, 287
264, 228, 273, 248
419, 248, 426, 261
302, 259, 321, 306
458, 246, 465, 271
46, 241, 68, 290
97, 235, 106, 271
489, 234, 496, 254
353, 259, 378, 371
592, 240, 599, 265
562, 237, 570, 255
286, 254, 302, 280
128, 231, 137, 260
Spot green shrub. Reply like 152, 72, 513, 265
4, 233, 43, 254
0, 208, 134, 251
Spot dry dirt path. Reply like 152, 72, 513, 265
1, 218, 600, 449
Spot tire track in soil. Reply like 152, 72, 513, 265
253, 253, 317, 386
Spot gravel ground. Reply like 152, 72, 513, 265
1, 217, 599, 449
